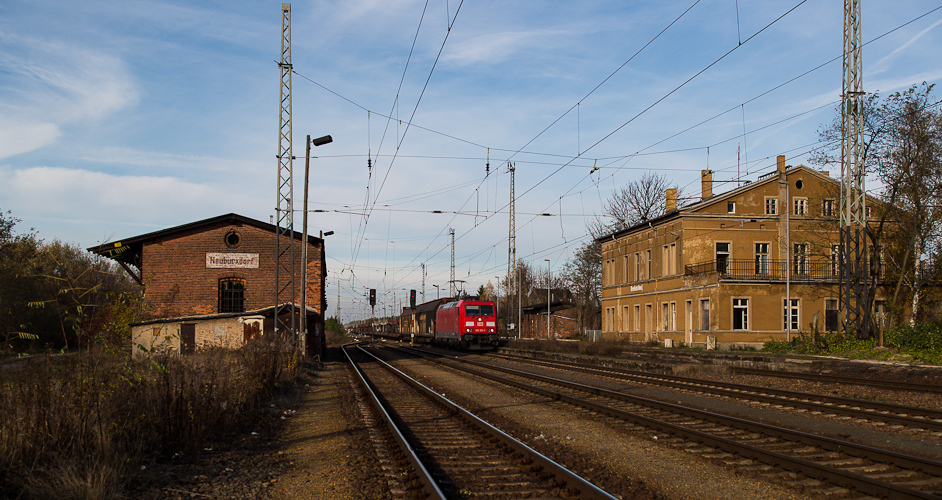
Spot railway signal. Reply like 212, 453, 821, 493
369, 288, 376, 307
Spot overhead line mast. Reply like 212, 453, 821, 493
506, 162, 517, 338
840, 0, 870, 339
275, 3, 296, 341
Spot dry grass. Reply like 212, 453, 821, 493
0, 338, 301, 499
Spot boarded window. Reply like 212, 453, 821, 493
700, 299, 710, 331
825, 299, 839, 332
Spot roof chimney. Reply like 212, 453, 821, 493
666, 188, 677, 211
701, 170, 713, 200
777, 155, 786, 173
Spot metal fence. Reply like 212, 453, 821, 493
685, 259, 841, 281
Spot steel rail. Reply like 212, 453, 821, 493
352, 344, 619, 500
342, 343, 446, 499
731, 366, 942, 394
403, 347, 942, 499
489, 352, 942, 431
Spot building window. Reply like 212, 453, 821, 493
825, 299, 839, 331
671, 243, 677, 273
765, 198, 777, 215
634, 305, 641, 332
224, 230, 242, 249
716, 242, 730, 274
733, 298, 749, 330
219, 279, 245, 313
624, 255, 630, 283
783, 298, 799, 331
727, 201, 736, 214
635, 252, 641, 281
670, 302, 677, 332
794, 197, 807, 215
822, 199, 835, 217
662, 303, 670, 331
646, 249, 652, 280
793, 243, 808, 274
662, 244, 677, 276
755, 243, 769, 274
700, 299, 710, 331
623, 306, 630, 332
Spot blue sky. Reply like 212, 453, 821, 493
2, 0, 941, 321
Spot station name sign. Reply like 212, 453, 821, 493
206, 253, 259, 269
630, 285, 643, 292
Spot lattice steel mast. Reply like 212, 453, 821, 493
506, 162, 517, 337
840, 0, 870, 338
275, 3, 296, 341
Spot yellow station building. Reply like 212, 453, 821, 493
599, 156, 890, 349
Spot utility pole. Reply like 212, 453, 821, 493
840, 0, 870, 339
506, 161, 516, 338
274, 3, 296, 344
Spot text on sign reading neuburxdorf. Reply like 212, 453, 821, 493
205, 253, 260, 269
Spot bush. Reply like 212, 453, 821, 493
0, 340, 301, 499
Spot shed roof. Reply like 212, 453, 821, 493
87, 213, 323, 267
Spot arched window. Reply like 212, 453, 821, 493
219, 279, 245, 313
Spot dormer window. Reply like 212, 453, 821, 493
727, 201, 736, 214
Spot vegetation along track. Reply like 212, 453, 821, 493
342, 343, 617, 499
487, 352, 942, 434
400, 346, 942, 499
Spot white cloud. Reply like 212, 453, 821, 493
0, 166, 221, 243
442, 29, 571, 66
0, 33, 138, 160
0, 118, 60, 159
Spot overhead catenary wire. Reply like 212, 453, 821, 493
295, 5, 942, 315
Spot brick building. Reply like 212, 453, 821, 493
520, 289, 580, 339
89, 213, 326, 357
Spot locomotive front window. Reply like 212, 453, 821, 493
465, 304, 494, 316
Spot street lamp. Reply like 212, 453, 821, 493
545, 259, 551, 340
300, 134, 333, 355
433, 284, 439, 299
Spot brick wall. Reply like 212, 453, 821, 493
141, 221, 323, 318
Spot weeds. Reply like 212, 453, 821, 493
0, 337, 300, 499
761, 322, 942, 365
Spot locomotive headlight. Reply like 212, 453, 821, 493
488, 328, 494, 333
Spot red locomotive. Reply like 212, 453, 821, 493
401, 298, 499, 350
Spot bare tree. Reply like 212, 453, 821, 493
811, 83, 942, 327
587, 172, 682, 238
560, 240, 602, 332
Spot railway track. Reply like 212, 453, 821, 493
343, 343, 617, 499
485, 352, 942, 434
730, 366, 942, 394
399, 346, 942, 499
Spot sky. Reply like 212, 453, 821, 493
2, 0, 942, 322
